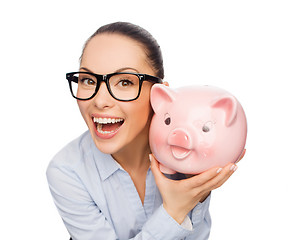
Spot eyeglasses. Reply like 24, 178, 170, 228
66, 71, 163, 101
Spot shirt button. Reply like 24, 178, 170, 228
194, 210, 201, 216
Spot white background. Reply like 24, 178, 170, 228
1, 0, 287, 239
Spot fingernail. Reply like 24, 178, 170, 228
149, 154, 152, 162
230, 164, 238, 172
216, 168, 223, 173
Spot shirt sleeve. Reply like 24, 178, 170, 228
189, 194, 212, 239
138, 205, 193, 240
139, 196, 212, 240
191, 194, 211, 227
46, 159, 119, 240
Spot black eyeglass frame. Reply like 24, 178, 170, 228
66, 71, 163, 101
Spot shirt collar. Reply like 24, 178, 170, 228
94, 151, 121, 181
87, 137, 121, 181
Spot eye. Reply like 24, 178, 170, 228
164, 113, 171, 125
80, 78, 96, 86
202, 121, 213, 133
112, 74, 138, 88
118, 79, 134, 87
202, 125, 210, 132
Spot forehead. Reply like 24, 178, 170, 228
81, 33, 150, 74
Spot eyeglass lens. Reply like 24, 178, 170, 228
70, 73, 141, 100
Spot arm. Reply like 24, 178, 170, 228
46, 161, 118, 239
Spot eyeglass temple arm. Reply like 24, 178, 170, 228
144, 75, 163, 84
67, 73, 79, 83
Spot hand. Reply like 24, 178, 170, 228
150, 154, 241, 225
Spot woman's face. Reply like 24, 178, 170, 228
78, 33, 155, 155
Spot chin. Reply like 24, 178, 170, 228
90, 133, 118, 154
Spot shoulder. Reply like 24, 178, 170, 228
46, 130, 119, 192
46, 131, 117, 205
46, 131, 94, 179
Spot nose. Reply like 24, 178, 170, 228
92, 82, 115, 109
168, 128, 193, 150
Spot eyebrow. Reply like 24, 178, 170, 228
79, 67, 140, 74
80, 67, 93, 72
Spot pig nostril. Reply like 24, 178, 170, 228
169, 129, 192, 150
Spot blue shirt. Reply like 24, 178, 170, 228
46, 131, 211, 240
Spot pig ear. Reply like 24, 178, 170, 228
150, 84, 176, 112
211, 95, 238, 127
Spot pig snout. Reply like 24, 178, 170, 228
168, 128, 194, 160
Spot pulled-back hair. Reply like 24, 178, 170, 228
80, 22, 164, 79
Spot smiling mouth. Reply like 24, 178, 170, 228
93, 117, 124, 135
170, 146, 192, 160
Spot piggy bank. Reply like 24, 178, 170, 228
149, 85, 247, 175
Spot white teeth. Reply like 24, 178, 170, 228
96, 124, 117, 134
93, 117, 124, 124
93, 117, 124, 135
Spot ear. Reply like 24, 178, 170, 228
150, 84, 176, 113
211, 95, 238, 127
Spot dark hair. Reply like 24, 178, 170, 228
80, 22, 164, 79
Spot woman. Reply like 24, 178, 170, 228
47, 22, 242, 240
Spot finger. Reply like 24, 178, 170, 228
149, 154, 167, 185
201, 163, 237, 192
183, 166, 223, 189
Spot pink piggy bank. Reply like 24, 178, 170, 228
149, 85, 247, 175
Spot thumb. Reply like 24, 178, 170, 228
149, 154, 167, 185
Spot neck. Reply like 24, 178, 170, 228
112, 141, 151, 173
112, 112, 153, 175
112, 126, 151, 173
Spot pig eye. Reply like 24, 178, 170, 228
164, 114, 171, 125
202, 121, 213, 133
202, 125, 210, 132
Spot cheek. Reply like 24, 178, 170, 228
129, 101, 153, 126
130, 86, 153, 121
197, 131, 217, 158
77, 101, 90, 124
198, 142, 215, 159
